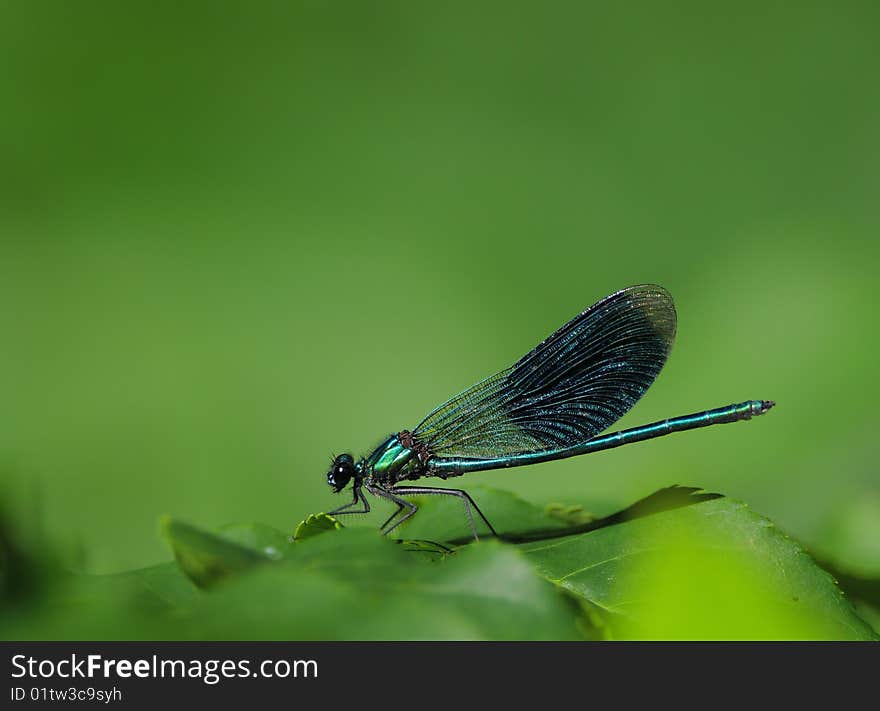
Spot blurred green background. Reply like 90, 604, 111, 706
1, 0, 877, 596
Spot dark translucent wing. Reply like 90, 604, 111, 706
413, 285, 676, 459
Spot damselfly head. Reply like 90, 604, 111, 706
327, 453, 355, 492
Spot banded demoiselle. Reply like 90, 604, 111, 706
325, 285, 774, 540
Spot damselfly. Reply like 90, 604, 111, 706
325, 285, 774, 539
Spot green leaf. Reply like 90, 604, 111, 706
515, 497, 878, 640
217, 522, 294, 559
185, 528, 584, 640
393, 484, 571, 542
0, 563, 199, 640
109, 562, 200, 611
13, 486, 872, 640
545, 502, 597, 526
158, 514, 583, 639
400, 486, 877, 639
161, 517, 278, 587
293, 513, 342, 542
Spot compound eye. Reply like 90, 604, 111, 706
327, 454, 355, 492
